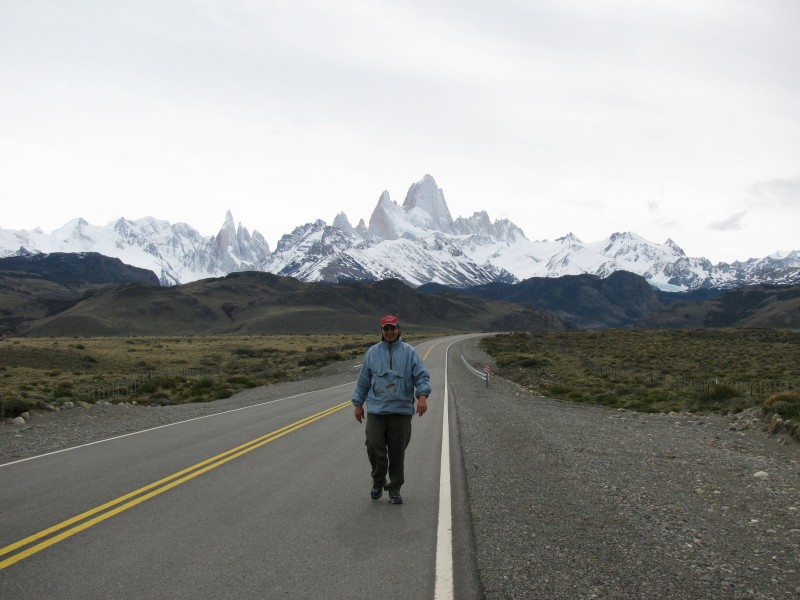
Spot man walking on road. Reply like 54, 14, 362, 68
352, 315, 431, 505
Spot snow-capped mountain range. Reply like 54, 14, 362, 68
1, 175, 798, 290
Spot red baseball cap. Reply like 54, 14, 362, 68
380, 315, 399, 327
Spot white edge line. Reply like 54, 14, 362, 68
435, 341, 455, 600
0, 381, 356, 469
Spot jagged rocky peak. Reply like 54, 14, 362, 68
454, 211, 493, 236
214, 211, 237, 249
274, 219, 328, 253
608, 231, 633, 242
368, 191, 402, 241
606, 231, 658, 249
557, 232, 583, 244
249, 230, 270, 254
603, 231, 639, 251
665, 238, 685, 256
213, 212, 240, 269
494, 219, 526, 243
402, 174, 456, 234
212, 210, 272, 269
53, 217, 90, 241
332, 212, 355, 236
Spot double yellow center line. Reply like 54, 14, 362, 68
0, 400, 351, 570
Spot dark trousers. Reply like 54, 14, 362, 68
365, 413, 412, 494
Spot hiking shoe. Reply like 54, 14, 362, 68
389, 494, 403, 505
371, 481, 386, 500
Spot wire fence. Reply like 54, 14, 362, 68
76, 367, 272, 402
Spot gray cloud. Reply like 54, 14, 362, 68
708, 211, 748, 231
746, 174, 800, 210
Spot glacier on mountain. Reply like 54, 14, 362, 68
1, 175, 798, 290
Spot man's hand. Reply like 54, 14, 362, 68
354, 405, 365, 423
416, 395, 428, 417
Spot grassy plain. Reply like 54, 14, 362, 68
480, 328, 800, 425
0, 334, 381, 415
3, 329, 799, 440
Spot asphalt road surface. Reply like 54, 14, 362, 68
0, 335, 481, 599
3, 334, 798, 599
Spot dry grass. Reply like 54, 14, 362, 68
0, 334, 384, 413
480, 329, 800, 421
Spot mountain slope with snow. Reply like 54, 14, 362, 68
1, 175, 797, 289
0, 212, 270, 285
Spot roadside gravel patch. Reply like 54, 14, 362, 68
452, 340, 799, 600
0, 363, 359, 464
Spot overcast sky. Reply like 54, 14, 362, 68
1, 0, 798, 263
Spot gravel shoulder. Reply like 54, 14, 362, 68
453, 339, 799, 600
3, 342, 798, 600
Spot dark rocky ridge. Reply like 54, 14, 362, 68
3, 252, 798, 335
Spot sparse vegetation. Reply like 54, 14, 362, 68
1, 397, 31, 418
480, 329, 800, 418
7, 329, 797, 440
0, 334, 381, 408
763, 390, 800, 422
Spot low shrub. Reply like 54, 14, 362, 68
298, 355, 321, 367
1, 397, 31, 418
270, 370, 288, 382
763, 391, 800, 421
492, 352, 547, 369
593, 392, 618, 405
299, 351, 342, 367
52, 383, 74, 398
233, 347, 260, 358
141, 376, 184, 393
623, 399, 661, 413
149, 387, 172, 401
542, 383, 573, 396
515, 355, 549, 368
698, 384, 740, 403
192, 378, 215, 391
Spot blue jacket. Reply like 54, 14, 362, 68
352, 338, 432, 416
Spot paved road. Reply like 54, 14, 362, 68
5, 334, 797, 599
1, 335, 483, 599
